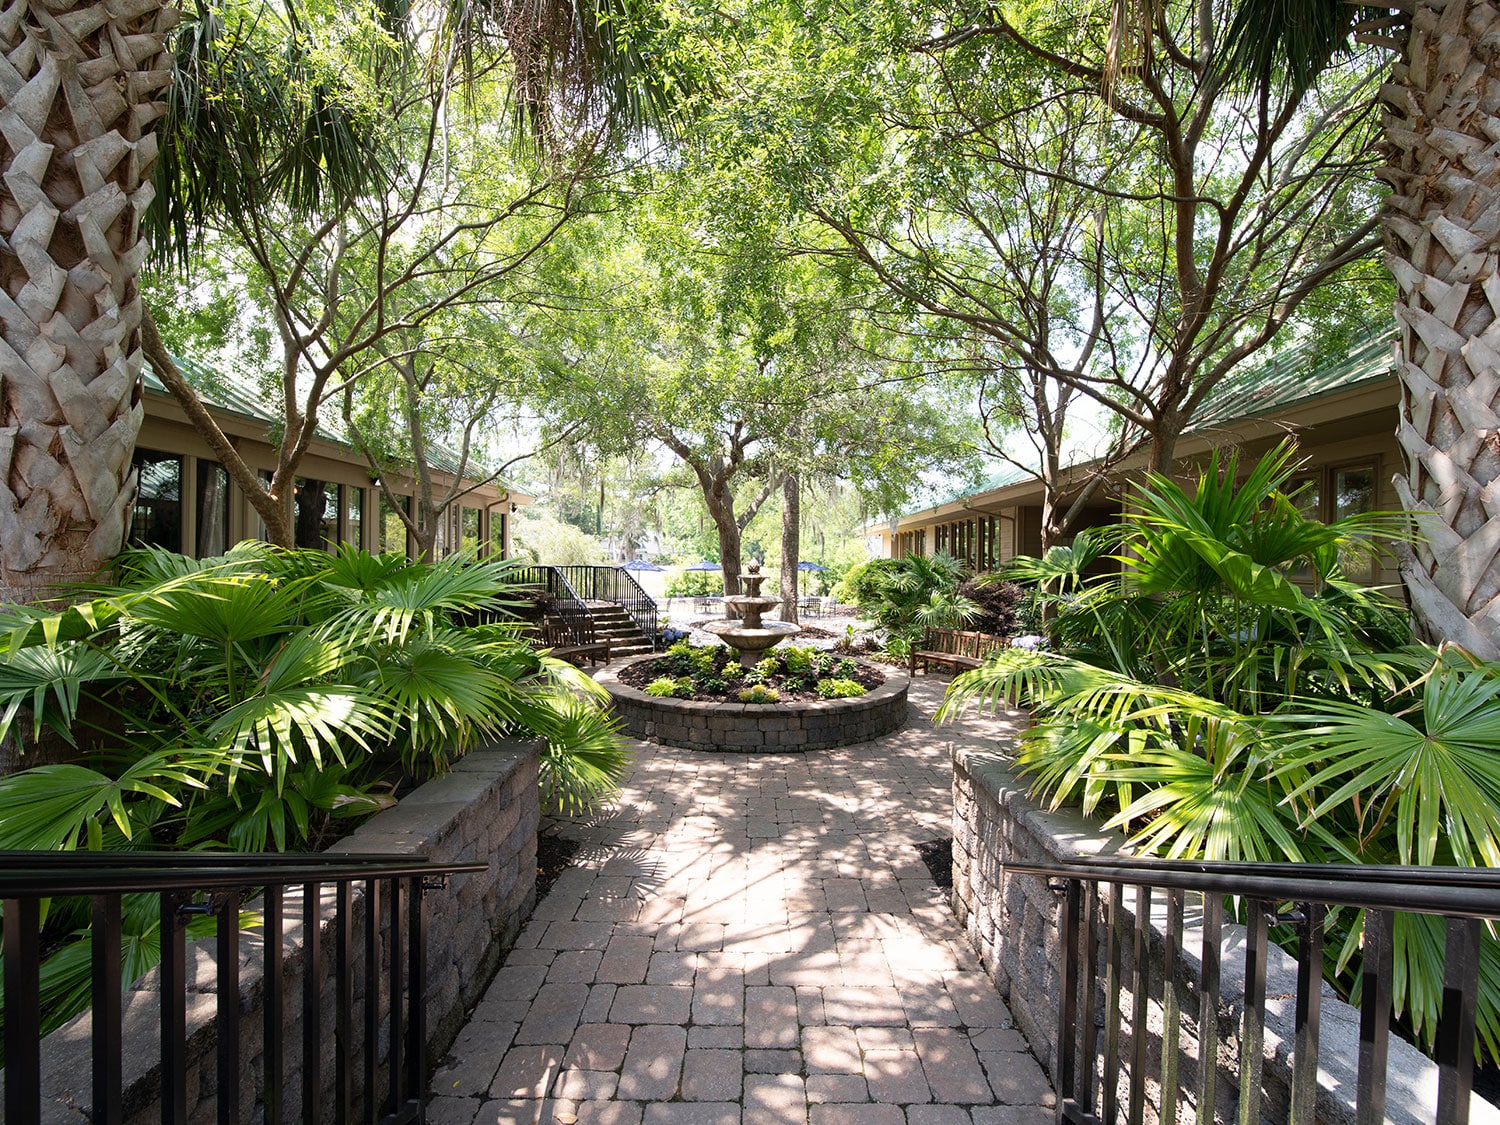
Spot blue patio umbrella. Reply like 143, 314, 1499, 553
797, 560, 827, 594
682, 560, 722, 571
620, 559, 665, 572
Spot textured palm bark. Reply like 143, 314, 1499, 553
1383, 0, 1500, 655
0, 0, 175, 606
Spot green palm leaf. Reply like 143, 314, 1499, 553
534, 692, 631, 815
207, 687, 389, 782
0, 644, 128, 749
0, 752, 218, 850
1274, 669, 1500, 866
127, 575, 301, 644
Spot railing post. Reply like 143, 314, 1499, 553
1160, 889, 1183, 1125
1356, 908, 1393, 1125
92, 892, 124, 1125
1197, 892, 1222, 1125
1102, 883, 1123, 1125
160, 891, 190, 1125
387, 876, 406, 1118
264, 884, 284, 1125
409, 876, 432, 1112
337, 880, 354, 1124
1436, 915, 1481, 1125
1128, 885, 1150, 1125
1056, 879, 1081, 1121
304, 881, 325, 1125
363, 878, 381, 1125
1290, 902, 1324, 1125
4, 895, 42, 1124
216, 891, 242, 1125
1238, 900, 1269, 1125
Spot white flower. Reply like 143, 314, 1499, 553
1011, 634, 1046, 650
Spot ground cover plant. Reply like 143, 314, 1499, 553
618, 642, 881, 702
0, 543, 628, 1043
938, 442, 1500, 1064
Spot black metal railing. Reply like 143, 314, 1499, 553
1, 850, 485, 1125
1018, 855, 1500, 1125
555, 565, 659, 644
509, 564, 592, 631
512, 564, 660, 647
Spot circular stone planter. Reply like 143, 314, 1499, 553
595, 655, 910, 752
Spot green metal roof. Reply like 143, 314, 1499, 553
1189, 330, 1395, 431
892, 329, 1397, 523
143, 354, 494, 482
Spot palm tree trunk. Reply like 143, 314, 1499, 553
1385, 0, 1500, 656
0, 0, 176, 606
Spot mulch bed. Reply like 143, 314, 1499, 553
916, 837, 954, 890
535, 832, 581, 901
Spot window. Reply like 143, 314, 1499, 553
1334, 463, 1378, 580
345, 487, 364, 549
294, 478, 338, 550
1290, 475, 1321, 521
462, 507, 481, 553
130, 450, 182, 552
490, 510, 508, 559
379, 493, 409, 555
196, 461, 229, 557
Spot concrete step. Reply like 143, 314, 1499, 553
608, 644, 653, 659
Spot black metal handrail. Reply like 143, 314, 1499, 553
510, 565, 661, 648
1012, 856, 1500, 1125
556, 565, 660, 645
1, 850, 486, 1125
509, 564, 592, 629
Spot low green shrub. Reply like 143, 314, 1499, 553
646, 677, 684, 697
816, 678, 867, 699
782, 646, 815, 674
738, 685, 781, 704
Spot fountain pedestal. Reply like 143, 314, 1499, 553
702, 562, 800, 667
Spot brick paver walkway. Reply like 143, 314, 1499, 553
427, 677, 1054, 1125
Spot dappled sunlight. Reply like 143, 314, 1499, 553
426, 673, 1057, 1121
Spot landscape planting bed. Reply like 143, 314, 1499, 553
596, 654, 910, 751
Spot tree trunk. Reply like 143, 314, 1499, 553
714, 512, 742, 612
0, 1, 177, 606
780, 470, 800, 624
141, 305, 295, 546
1385, 0, 1500, 657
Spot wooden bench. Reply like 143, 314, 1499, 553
910, 627, 1008, 675
541, 617, 612, 666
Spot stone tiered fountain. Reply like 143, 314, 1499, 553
702, 561, 801, 667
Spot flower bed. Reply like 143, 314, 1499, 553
617, 641, 884, 702
597, 652, 909, 752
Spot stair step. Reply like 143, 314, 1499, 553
609, 645, 653, 658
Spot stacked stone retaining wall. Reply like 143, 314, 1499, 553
598, 656, 909, 751
952, 742, 1500, 1124
21, 740, 540, 1125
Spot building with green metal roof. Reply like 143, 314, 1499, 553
133, 356, 532, 560
866, 333, 1401, 589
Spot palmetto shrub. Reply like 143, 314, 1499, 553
0, 543, 628, 850
840, 553, 979, 645
938, 443, 1500, 1063
0, 543, 629, 1042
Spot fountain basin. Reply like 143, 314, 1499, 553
701, 619, 801, 666
596, 655, 910, 752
